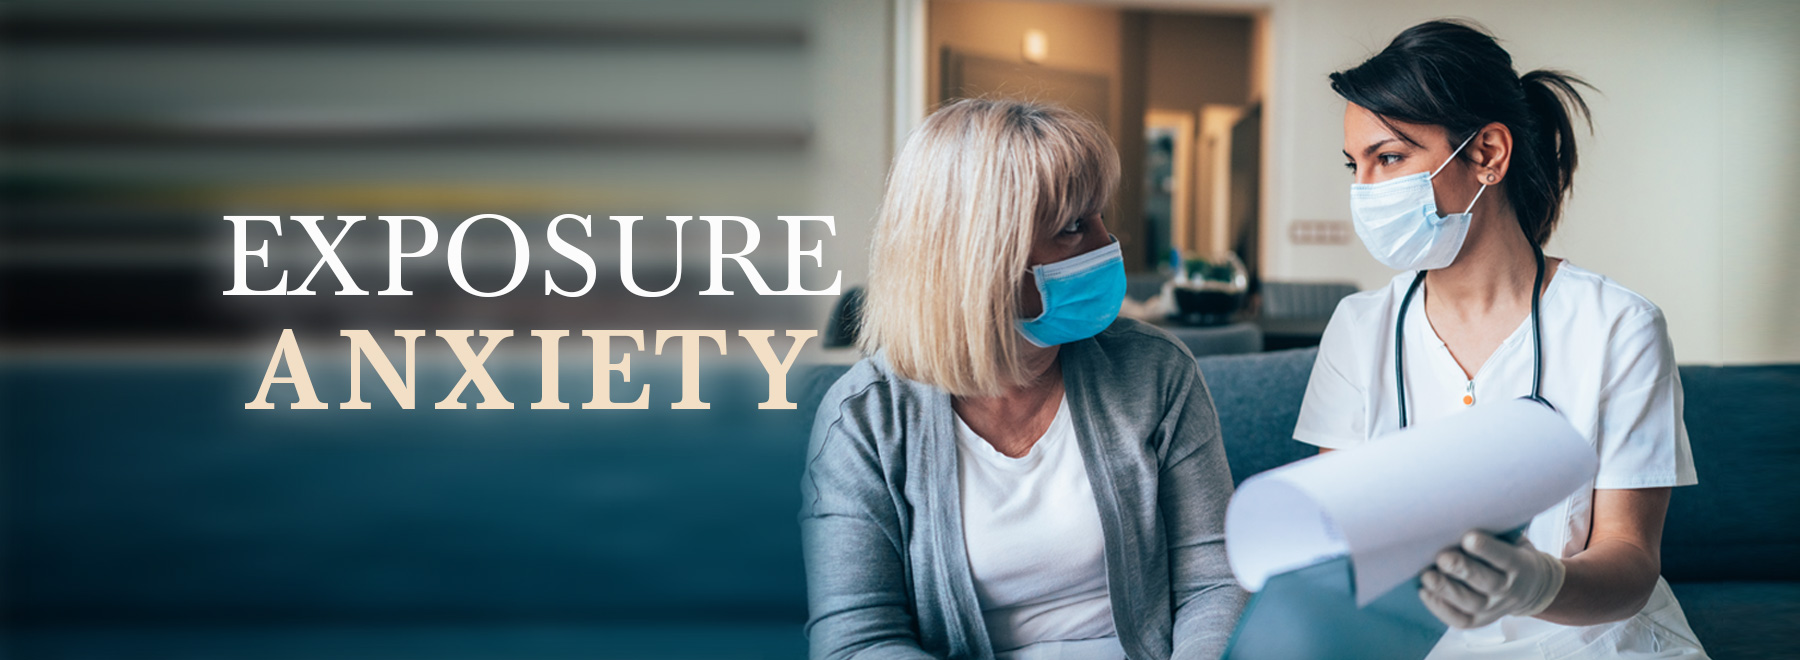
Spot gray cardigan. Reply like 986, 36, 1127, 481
800, 318, 1248, 660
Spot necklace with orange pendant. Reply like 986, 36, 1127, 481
1461, 379, 1476, 407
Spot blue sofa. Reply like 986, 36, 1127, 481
1, 348, 1794, 658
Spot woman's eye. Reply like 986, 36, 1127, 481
1378, 153, 1403, 166
1060, 218, 1084, 235
1344, 161, 1357, 173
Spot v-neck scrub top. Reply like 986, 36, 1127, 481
1294, 260, 1705, 659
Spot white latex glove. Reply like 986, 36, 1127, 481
1418, 530, 1565, 629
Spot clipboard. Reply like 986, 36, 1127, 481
1222, 527, 1525, 660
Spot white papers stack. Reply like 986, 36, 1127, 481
1226, 399, 1597, 605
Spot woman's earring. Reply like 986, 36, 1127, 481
1484, 173, 1497, 184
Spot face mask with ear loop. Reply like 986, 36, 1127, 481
1365, 131, 1558, 427
1015, 235, 1127, 348
1348, 132, 1486, 271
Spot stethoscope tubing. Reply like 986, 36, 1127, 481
1394, 246, 1553, 429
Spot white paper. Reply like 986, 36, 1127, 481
1226, 399, 1597, 606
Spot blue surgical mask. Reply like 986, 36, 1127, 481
1349, 132, 1487, 271
1016, 235, 1126, 348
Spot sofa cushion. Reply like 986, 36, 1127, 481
1662, 364, 1800, 581
1667, 581, 1800, 660
1195, 348, 1320, 485
4, 351, 1790, 638
4, 622, 807, 659
0, 362, 813, 623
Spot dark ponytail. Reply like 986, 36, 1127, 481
1329, 19, 1593, 246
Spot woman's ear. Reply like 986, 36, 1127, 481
1471, 122, 1513, 184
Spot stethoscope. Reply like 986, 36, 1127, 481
1394, 245, 1556, 428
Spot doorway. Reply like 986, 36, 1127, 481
914, 0, 1267, 285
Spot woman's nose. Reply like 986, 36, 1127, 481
1355, 164, 1392, 186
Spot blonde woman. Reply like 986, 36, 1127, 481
800, 98, 1246, 660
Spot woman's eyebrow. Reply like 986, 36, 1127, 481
1360, 138, 1399, 157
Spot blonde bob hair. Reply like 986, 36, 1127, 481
857, 98, 1121, 397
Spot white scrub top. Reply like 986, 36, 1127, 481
1294, 260, 1707, 660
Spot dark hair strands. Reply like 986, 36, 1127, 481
1329, 19, 1595, 246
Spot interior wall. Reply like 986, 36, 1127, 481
926, 1, 1124, 126
847, 0, 1797, 365
1144, 14, 1254, 111
1719, 0, 1800, 364
808, 0, 893, 332
2, 0, 826, 344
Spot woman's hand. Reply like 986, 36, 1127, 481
1419, 486, 1670, 629
1419, 531, 1566, 628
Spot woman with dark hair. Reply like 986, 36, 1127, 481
1294, 20, 1707, 659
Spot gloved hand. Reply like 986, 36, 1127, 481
1418, 530, 1565, 629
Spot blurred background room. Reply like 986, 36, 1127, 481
2, 0, 1795, 658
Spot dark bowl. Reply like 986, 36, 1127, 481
1169, 287, 1244, 326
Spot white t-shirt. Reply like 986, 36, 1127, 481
955, 394, 1126, 660
1294, 260, 1706, 659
